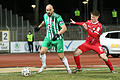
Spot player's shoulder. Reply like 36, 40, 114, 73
44, 13, 48, 17
53, 12, 61, 18
97, 22, 102, 27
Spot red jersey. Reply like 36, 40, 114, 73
75, 20, 102, 45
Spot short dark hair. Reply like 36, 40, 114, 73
28, 31, 31, 33
91, 10, 100, 16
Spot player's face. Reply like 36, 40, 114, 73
91, 14, 99, 23
46, 5, 54, 17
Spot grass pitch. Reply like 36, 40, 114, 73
0, 67, 120, 80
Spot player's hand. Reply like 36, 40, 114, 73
83, 23, 87, 30
70, 19, 76, 24
52, 34, 60, 41
34, 27, 40, 32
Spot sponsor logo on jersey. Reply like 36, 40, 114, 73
47, 24, 51, 27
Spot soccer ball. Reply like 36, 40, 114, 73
21, 67, 31, 77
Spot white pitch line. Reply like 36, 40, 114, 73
0, 65, 119, 73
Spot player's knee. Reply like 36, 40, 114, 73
40, 49, 47, 55
99, 53, 108, 61
40, 47, 48, 55
58, 53, 64, 59
59, 56, 64, 60
74, 49, 82, 56
74, 52, 79, 56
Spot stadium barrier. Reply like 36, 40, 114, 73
10, 40, 85, 53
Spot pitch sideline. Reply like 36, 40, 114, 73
0, 65, 113, 73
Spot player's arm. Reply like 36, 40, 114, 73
52, 16, 67, 41
70, 19, 85, 26
70, 19, 88, 31
87, 26, 102, 38
38, 21, 45, 28
34, 21, 45, 32
52, 24, 67, 41
58, 24, 67, 35
57, 16, 67, 35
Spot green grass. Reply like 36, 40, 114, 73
0, 67, 120, 80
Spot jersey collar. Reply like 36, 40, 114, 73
50, 12, 54, 17
92, 21, 99, 24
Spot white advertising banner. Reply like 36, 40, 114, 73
10, 41, 42, 53
10, 40, 85, 53
64, 40, 85, 51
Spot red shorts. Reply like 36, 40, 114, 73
78, 42, 105, 54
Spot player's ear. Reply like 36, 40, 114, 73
53, 9, 54, 12
97, 16, 99, 19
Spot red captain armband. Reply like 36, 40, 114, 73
75, 22, 85, 26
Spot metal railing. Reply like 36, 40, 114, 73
1, 4, 120, 41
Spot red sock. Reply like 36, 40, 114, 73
105, 59, 114, 72
74, 55, 81, 69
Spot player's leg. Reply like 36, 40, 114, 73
38, 47, 48, 73
38, 37, 52, 73
55, 39, 71, 74
57, 53, 72, 74
92, 44, 115, 73
99, 53, 115, 73
40, 47, 48, 66
74, 49, 82, 69
73, 43, 90, 73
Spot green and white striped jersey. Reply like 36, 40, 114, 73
44, 12, 65, 40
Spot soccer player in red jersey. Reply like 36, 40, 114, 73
70, 10, 116, 73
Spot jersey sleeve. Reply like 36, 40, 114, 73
57, 16, 65, 27
75, 22, 85, 26
87, 24, 102, 38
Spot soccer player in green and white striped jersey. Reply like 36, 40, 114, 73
35, 4, 71, 74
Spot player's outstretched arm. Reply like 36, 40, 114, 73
38, 21, 45, 28
70, 19, 76, 24
70, 19, 85, 26
34, 21, 45, 32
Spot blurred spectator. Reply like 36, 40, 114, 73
74, 8, 80, 21
27, 31, 34, 53
112, 9, 118, 24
